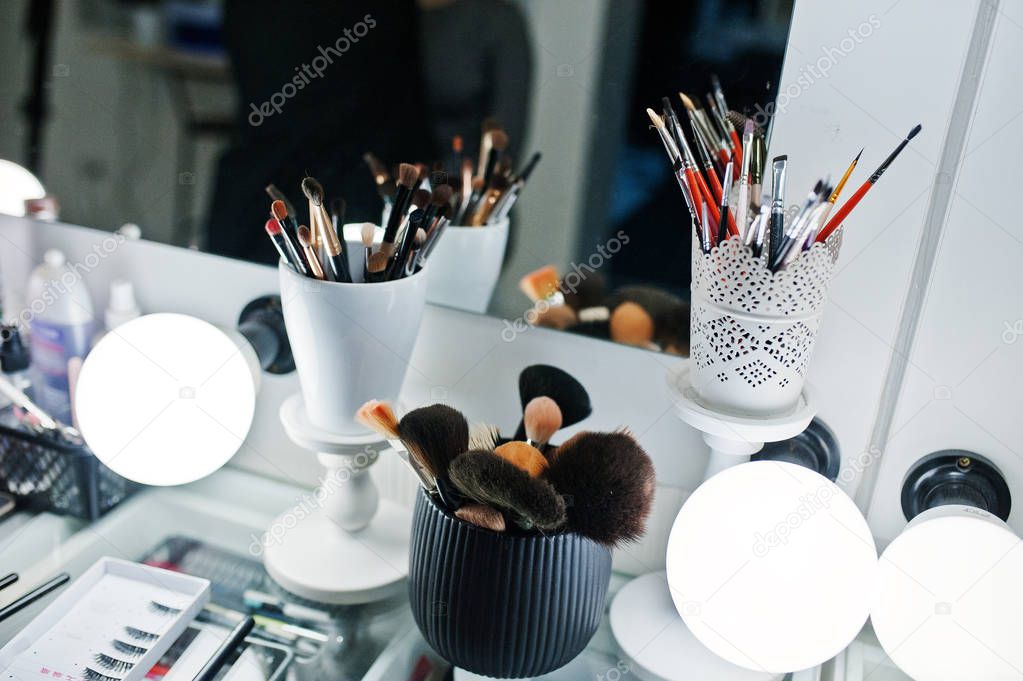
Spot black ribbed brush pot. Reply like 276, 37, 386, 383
408, 490, 613, 678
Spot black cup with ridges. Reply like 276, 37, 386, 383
409, 489, 613, 678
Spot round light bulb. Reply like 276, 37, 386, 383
871, 505, 1023, 681
0, 159, 45, 217
76, 313, 257, 486
666, 460, 877, 674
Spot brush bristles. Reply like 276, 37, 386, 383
396, 404, 469, 480
489, 129, 509, 151
356, 400, 399, 439
412, 189, 432, 210
363, 152, 390, 183
470, 177, 485, 193
432, 184, 453, 206
301, 176, 325, 206
546, 431, 655, 547
296, 225, 313, 248
271, 200, 288, 221
494, 441, 548, 478
455, 503, 506, 532
397, 163, 419, 189
360, 222, 376, 247
367, 250, 390, 273
646, 108, 665, 129
524, 396, 562, 448
907, 123, 922, 139
449, 450, 566, 531
516, 364, 592, 439
468, 423, 500, 451
678, 92, 696, 111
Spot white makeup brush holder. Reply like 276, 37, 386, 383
689, 231, 842, 417
278, 250, 427, 435
265, 249, 426, 605
425, 218, 510, 313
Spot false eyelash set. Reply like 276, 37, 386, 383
0, 559, 210, 681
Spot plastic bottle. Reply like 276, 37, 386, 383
0, 325, 31, 411
26, 249, 94, 424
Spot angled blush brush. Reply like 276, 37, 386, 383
448, 450, 566, 531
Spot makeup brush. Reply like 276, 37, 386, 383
523, 396, 562, 450
735, 120, 754, 237
814, 149, 862, 236
750, 131, 766, 208
455, 503, 506, 532
718, 157, 734, 243
768, 155, 788, 266
356, 400, 437, 490
379, 163, 419, 262
460, 177, 486, 225
493, 441, 548, 477
448, 450, 566, 531
710, 75, 742, 172
469, 174, 510, 226
264, 217, 308, 275
679, 93, 724, 201
481, 129, 509, 187
387, 208, 424, 280
609, 300, 655, 348
492, 151, 541, 222
269, 198, 301, 243
519, 266, 577, 329
329, 197, 346, 237
302, 176, 351, 282
410, 188, 432, 214
296, 226, 325, 280
265, 184, 299, 223
818, 124, 921, 243
360, 222, 375, 280
363, 152, 395, 205
397, 403, 470, 483
469, 422, 501, 451
457, 157, 474, 223
546, 430, 655, 546
514, 365, 591, 441
403, 227, 428, 277
421, 184, 453, 234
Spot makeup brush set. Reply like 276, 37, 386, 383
646, 76, 921, 271
357, 364, 655, 547
262, 165, 453, 284
364, 120, 541, 228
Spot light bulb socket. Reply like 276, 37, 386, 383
751, 417, 840, 481
901, 450, 1011, 521
237, 296, 294, 374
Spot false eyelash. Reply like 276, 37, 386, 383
83, 668, 121, 681
111, 639, 148, 657
124, 625, 159, 642
94, 653, 135, 673
149, 600, 182, 615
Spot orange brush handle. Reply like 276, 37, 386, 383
817, 180, 871, 243
729, 129, 742, 174
705, 166, 724, 204
716, 148, 731, 173
684, 167, 703, 217
725, 207, 740, 238
697, 177, 721, 234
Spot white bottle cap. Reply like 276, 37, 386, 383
106, 279, 141, 331
44, 249, 66, 267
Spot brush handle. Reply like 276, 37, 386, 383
0, 573, 69, 623
193, 616, 255, 681
729, 129, 743, 173
705, 165, 724, 204
0, 574, 17, 592
817, 180, 871, 243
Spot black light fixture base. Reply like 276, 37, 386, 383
901, 450, 1011, 522
752, 417, 841, 481
237, 296, 294, 374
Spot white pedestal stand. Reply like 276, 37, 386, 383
609, 366, 817, 681
263, 394, 411, 605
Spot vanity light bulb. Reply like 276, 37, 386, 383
871, 505, 1023, 681
75, 313, 257, 486
665, 461, 877, 674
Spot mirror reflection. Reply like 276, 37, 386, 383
0, 0, 793, 354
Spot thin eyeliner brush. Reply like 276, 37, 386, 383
817, 124, 921, 243
812, 148, 862, 240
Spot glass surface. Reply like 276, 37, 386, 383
0, 0, 793, 355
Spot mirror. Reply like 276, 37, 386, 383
0, 0, 793, 354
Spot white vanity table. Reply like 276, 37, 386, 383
0, 216, 910, 680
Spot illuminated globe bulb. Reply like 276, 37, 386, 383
76, 313, 258, 486
871, 505, 1023, 681
666, 460, 876, 674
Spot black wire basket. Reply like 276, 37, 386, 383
0, 421, 140, 520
